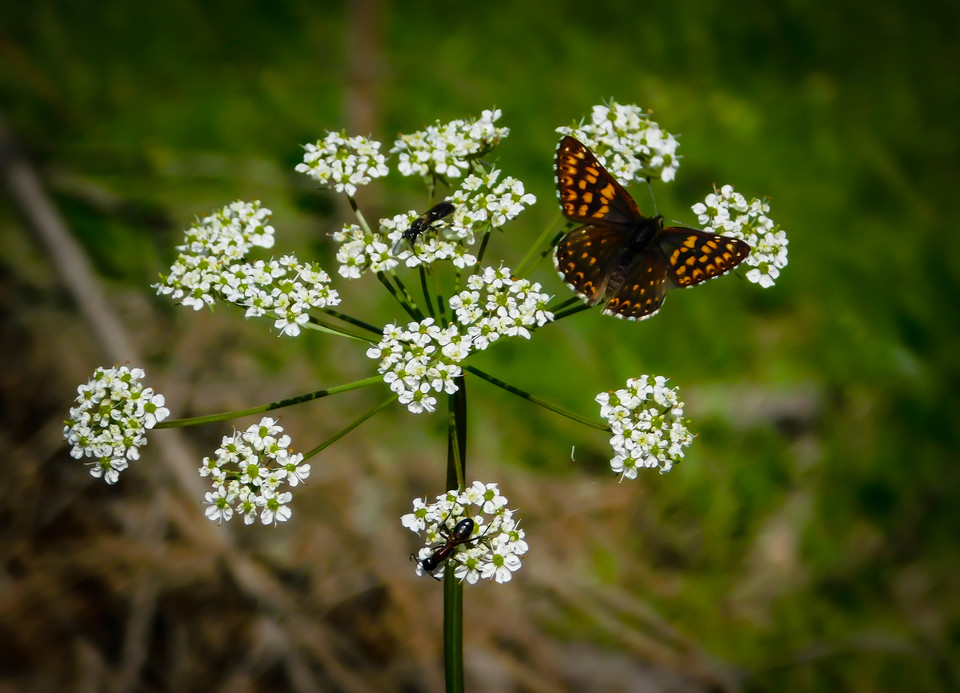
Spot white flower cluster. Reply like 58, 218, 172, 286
367, 267, 553, 413
692, 184, 789, 288
336, 168, 536, 278
156, 200, 275, 310
64, 366, 170, 484
222, 256, 340, 336
333, 222, 401, 278
155, 201, 340, 334
557, 101, 680, 184
402, 481, 528, 584
392, 108, 509, 179
596, 376, 694, 479
366, 317, 463, 414
200, 417, 311, 526
451, 266, 554, 344
295, 131, 389, 196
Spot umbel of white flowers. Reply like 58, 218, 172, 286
64, 101, 788, 586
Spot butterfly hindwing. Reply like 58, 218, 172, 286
556, 136, 641, 226
603, 248, 671, 320
658, 227, 751, 288
554, 224, 631, 303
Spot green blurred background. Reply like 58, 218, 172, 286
2, 0, 958, 691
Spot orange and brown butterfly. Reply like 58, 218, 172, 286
553, 135, 751, 320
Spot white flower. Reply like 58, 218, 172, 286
204, 485, 236, 524
63, 365, 170, 484
596, 376, 694, 478
692, 184, 788, 288
557, 100, 680, 184
258, 489, 293, 525
405, 482, 527, 583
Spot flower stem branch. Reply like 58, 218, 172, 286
419, 266, 436, 318
377, 272, 422, 320
303, 317, 376, 343
465, 365, 608, 431
515, 214, 564, 278
347, 194, 374, 236
154, 376, 385, 429
302, 395, 397, 460
551, 301, 592, 321
321, 308, 383, 336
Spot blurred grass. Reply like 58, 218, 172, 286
1, 0, 958, 690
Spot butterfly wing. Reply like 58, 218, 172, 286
554, 224, 632, 304
556, 136, 642, 225
602, 247, 672, 320
658, 227, 751, 288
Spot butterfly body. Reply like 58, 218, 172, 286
554, 136, 750, 320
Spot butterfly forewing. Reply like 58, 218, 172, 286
658, 227, 751, 288
556, 136, 641, 225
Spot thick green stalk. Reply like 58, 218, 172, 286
442, 378, 468, 692
443, 568, 464, 693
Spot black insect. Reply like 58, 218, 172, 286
412, 516, 479, 580
394, 201, 456, 252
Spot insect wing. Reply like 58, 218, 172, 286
556, 136, 642, 226
658, 227, 751, 288
603, 248, 672, 320
554, 223, 631, 304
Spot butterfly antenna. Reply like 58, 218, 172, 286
643, 178, 659, 216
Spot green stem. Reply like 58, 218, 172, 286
443, 569, 464, 693
443, 377, 468, 693
446, 378, 468, 490
154, 376, 384, 429
347, 194, 374, 236
546, 296, 582, 313
321, 308, 383, 336
432, 271, 449, 328
551, 301, 592, 322
475, 228, 492, 266
302, 317, 375, 343
302, 396, 396, 460
391, 273, 422, 316
419, 266, 435, 318
377, 272, 422, 320
464, 365, 608, 431
516, 214, 564, 277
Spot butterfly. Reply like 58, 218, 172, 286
554, 136, 751, 320
393, 201, 456, 252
